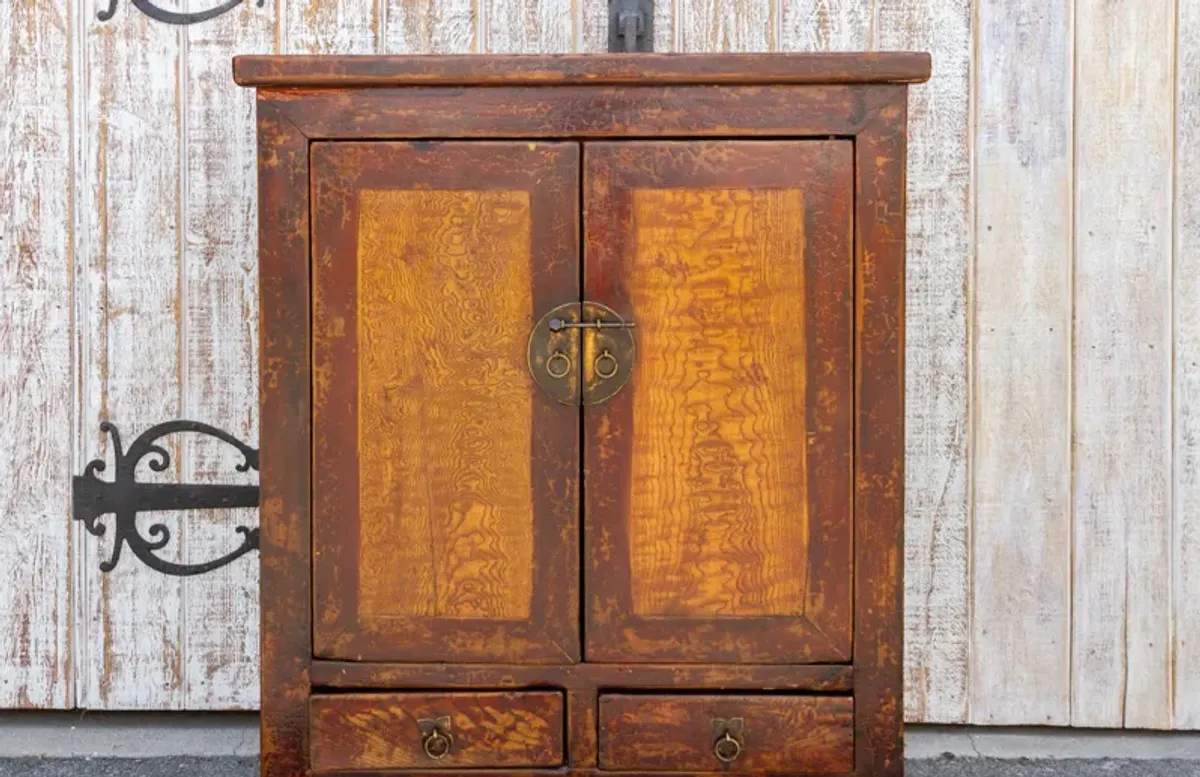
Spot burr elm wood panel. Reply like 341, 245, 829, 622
584, 141, 855, 663
310, 141, 581, 663
309, 691, 565, 771
598, 694, 854, 773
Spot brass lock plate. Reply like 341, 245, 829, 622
528, 301, 635, 406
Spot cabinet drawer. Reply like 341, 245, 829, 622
310, 691, 564, 772
598, 694, 853, 773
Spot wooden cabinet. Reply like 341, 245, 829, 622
237, 52, 929, 777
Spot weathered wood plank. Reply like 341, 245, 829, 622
178, 0, 274, 710
674, 0, 775, 52
970, 0, 1073, 726
0, 0, 73, 710
1175, 0, 1200, 731
578, 0, 606, 52
486, 0, 573, 52
876, 0, 973, 725
652, 0, 674, 51
779, 0, 872, 52
77, 2, 186, 709
1072, 0, 1174, 730
385, 0, 475, 53
286, 0, 379, 54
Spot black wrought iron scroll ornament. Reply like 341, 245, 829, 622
73, 421, 260, 577
98, 0, 264, 25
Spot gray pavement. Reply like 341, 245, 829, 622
0, 758, 1197, 776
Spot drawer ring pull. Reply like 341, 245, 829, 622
713, 731, 742, 764
418, 717, 453, 760
712, 717, 745, 765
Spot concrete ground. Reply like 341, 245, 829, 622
2, 717, 1197, 775
1, 759, 1198, 776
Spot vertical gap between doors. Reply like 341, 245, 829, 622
577, 141, 587, 664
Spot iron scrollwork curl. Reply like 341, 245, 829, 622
98, 0, 264, 26
73, 420, 260, 577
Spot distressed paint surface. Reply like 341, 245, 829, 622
1177, 0, 1200, 731
0, 0, 72, 709
354, 188, 534, 622
285, 0, 379, 54
77, 0, 187, 710
779, 0, 873, 52
676, 0, 774, 52
385, 0, 476, 53
877, 0, 974, 725
970, 0, 1073, 726
179, 0, 272, 711
486, 0, 573, 52
1072, 0, 1174, 730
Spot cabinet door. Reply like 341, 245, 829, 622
584, 141, 853, 663
312, 142, 580, 663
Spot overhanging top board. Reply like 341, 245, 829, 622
232, 53, 931, 88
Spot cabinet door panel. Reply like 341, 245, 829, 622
584, 141, 853, 663
312, 141, 580, 663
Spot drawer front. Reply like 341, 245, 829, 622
310, 691, 564, 772
598, 694, 853, 773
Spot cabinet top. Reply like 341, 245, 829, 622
233, 53, 930, 88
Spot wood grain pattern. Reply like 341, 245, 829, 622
311, 141, 579, 663
852, 86, 908, 777
264, 83, 898, 140
256, 99, 312, 777
284, 0, 379, 55
310, 692, 564, 771
877, 0, 973, 725
626, 186, 809, 620
385, 0, 477, 53
1176, 0, 1200, 730
486, 0, 573, 52
354, 187, 534, 622
178, 0, 273, 711
584, 140, 854, 664
598, 694, 854, 773
77, 1, 186, 711
969, 0, 1073, 726
779, 0, 873, 53
232, 52, 933, 86
674, 0, 774, 52
1073, 0, 1175, 730
578, 0, 607, 52
0, 0, 72, 709
310, 661, 855, 691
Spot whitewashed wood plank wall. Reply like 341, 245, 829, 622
0, 0, 1196, 727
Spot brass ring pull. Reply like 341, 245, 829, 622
422, 729, 453, 760
595, 349, 619, 380
546, 351, 571, 379
713, 731, 742, 764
